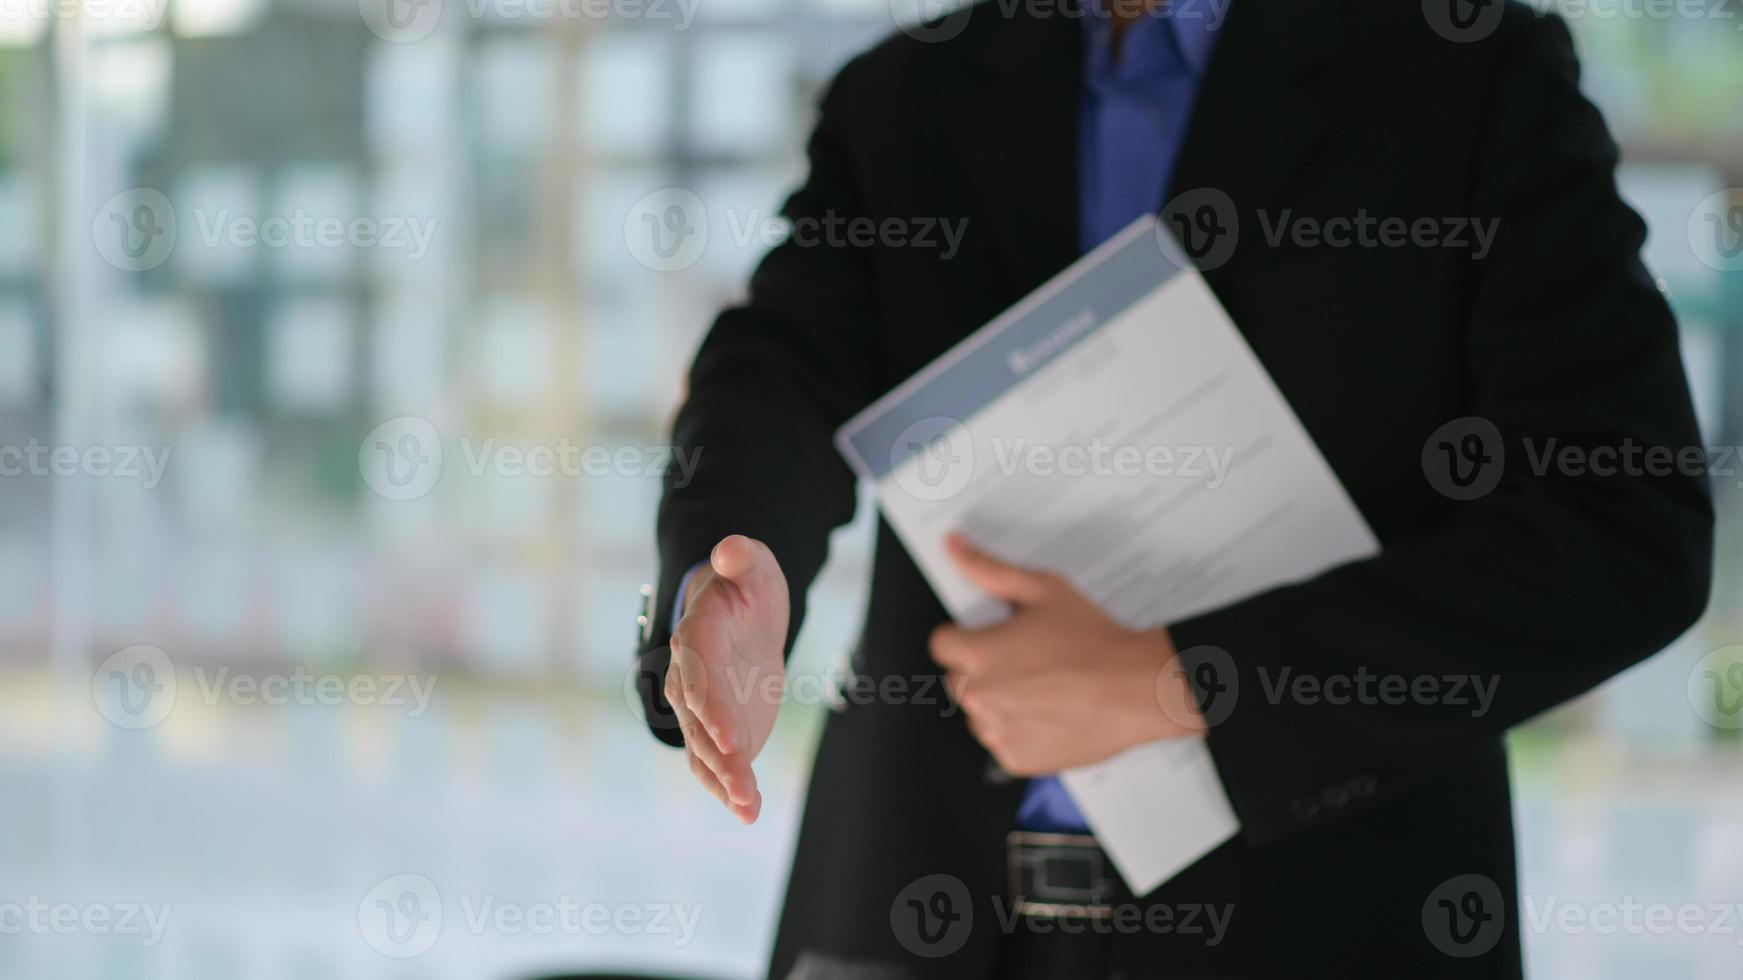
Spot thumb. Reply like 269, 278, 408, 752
945, 532, 1054, 604
711, 534, 782, 592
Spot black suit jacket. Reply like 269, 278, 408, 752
634, 1, 1714, 976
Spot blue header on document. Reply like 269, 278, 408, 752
837, 215, 1191, 481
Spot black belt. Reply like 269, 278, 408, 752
1006, 831, 1122, 920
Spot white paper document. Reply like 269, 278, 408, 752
835, 216, 1379, 895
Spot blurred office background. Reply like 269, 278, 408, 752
0, 1, 1740, 977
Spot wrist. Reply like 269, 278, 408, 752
1114, 626, 1196, 745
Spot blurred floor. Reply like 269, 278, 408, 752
3, 671, 1741, 980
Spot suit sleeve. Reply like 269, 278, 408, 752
634, 60, 881, 747
1167, 14, 1715, 843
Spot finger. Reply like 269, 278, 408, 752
669, 636, 738, 754
688, 746, 760, 822
671, 675, 759, 808
941, 668, 972, 707
927, 624, 978, 672
690, 708, 759, 808
686, 745, 732, 809
945, 533, 1054, 604
963, 709, 1011, 768
730, 788, 762, 825
667, 656, 721, 759
669, 650, 759, 807
711, 534, 782, 593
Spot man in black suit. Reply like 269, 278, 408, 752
632, 0, 1714, 976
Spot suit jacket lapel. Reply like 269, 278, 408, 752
943, 0, 1344, 298
946, 6, 1083, 299
1168, 0, 1345, 249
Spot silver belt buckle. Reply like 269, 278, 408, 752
1007, 830, 1117, 920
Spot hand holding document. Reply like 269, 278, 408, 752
836, 216, 1379, 895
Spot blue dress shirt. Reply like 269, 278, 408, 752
1016, 1, 1226, 833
